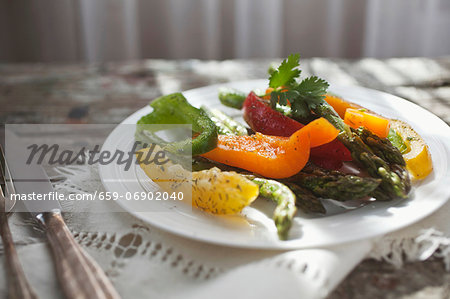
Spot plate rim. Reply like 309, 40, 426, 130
99, 79, 450, 249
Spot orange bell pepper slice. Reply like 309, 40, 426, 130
344, 108, 390, 138
201, 117, 339, 179
301, 117, 340, 147
324, 94, 362, 118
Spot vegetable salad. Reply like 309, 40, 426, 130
136, 54, 432, 240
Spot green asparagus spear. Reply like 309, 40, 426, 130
218, 87, 247, 109
296, 173, 381, 202
312, 103, 410, 199
245, 176, 297, 240
288, 164, 381, 201
355, 128, 410, 200
201, 106, 248, 136
355, 127, 405, 166
285, 183, 326, 214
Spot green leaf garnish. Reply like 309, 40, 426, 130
270, 90, 309, 119
268, 54, 330, 122
295, 76, 329, 109
270, 90, 300, 108
269, 53, 301, 88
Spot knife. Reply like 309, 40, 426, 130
3, 130, 121, 299
0, 145, 38, 299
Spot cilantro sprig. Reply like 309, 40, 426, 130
269, 53, 301, 88
268, 54, 329, 121
267, 54, 411, 200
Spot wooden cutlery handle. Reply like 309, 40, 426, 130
42, 212, 121, 299
0, 213, 38, 299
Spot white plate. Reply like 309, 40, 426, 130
99, 79, 450, 249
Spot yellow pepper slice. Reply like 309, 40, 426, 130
390, 119, 433, 180
137, 148, 259, 214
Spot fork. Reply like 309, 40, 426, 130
0, 160, 38, 299
0, 139, 121, 299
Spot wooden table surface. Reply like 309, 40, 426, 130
1, 57, 449, 298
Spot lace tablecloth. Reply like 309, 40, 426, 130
1, 57, 449, 298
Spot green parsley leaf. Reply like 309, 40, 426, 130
269, 90, 299, 108
290, 98, 311, 119
269, 53, 301, 88
268, 55, 331, 123
295, 76, 329, 108
270, 90, 311, 120
296, 76, 329, 98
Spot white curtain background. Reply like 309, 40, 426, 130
0, 0, 449, 63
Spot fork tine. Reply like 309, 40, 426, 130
0, 144, 17, 197
0, 145, 6, 197
0, 173, 4, 199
